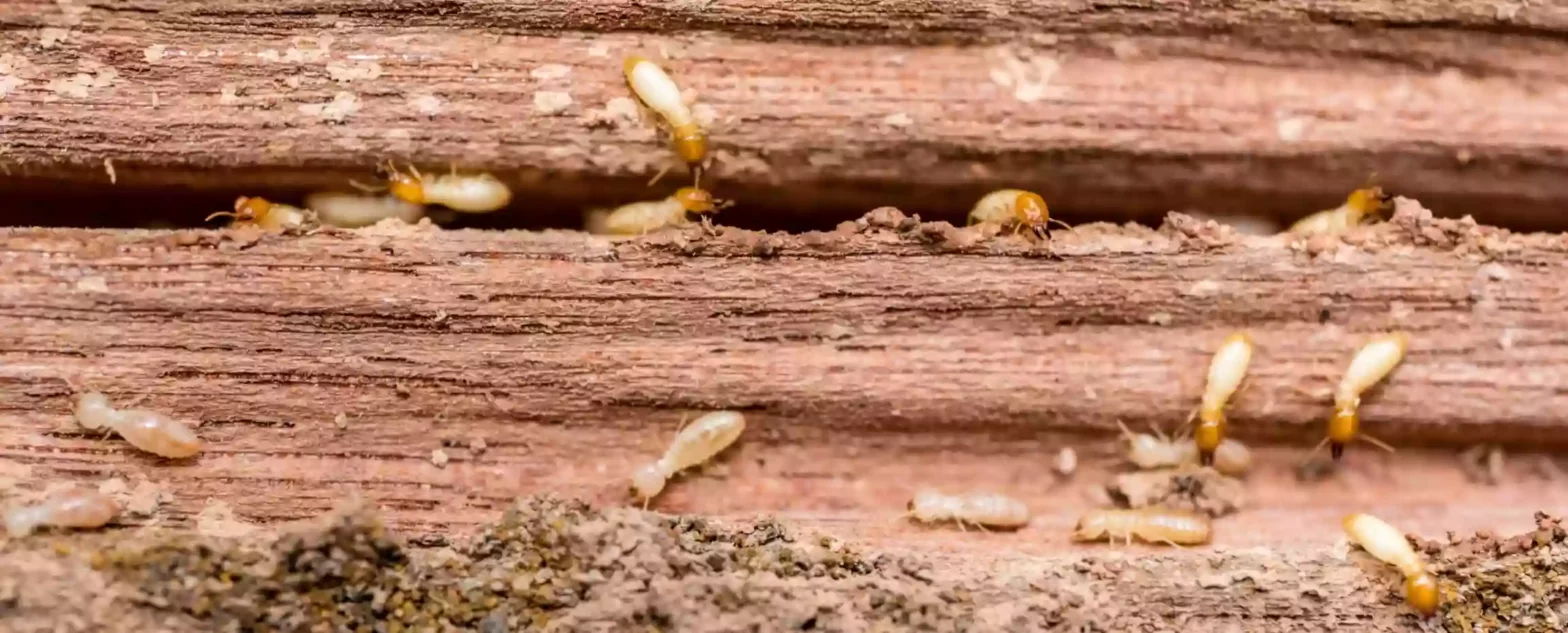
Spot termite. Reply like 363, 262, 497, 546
630, 411, 746, 507
205, 196, 318, 231
305, 191, 425, 228
1287, 183, 1392, 236
623, 56, 709, 187
358, 160, 512, 213
4, 487, 120, 537
904, 488, 1031, 531
1342, 513, 1440, 616
1311, 332, 1408, 461
73, 391, 202, 459
599, 187, 731, 235
1115, 421, 1252, 477
966, 189, 1071, 239
1189, 332, 1254, 466
1072, 508, 1212, 546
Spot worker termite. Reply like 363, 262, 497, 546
357, 160, 512, 213
904, 488, 1031, 531
1311, 332, 1409, 461
966, 189, 1071, 239
623, 55, 709, 186
598, 187, 731, 235
304, 191, 425, 228
630, 411, 746, 507
1342, 513, 1441, 616
1189, 332, 1254, 467
1072, 508, 1213, 546
205, 196, 318, 232
73, 391, 202, 459
1287, 182, 1393, 236
1115, 421, 1252, 477
4, 487, 120, 537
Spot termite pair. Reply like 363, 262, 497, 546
73, 390, 202, 459
1343, 513, 1440, 616
1288, 182, 1393, 236
967, 189, 1071, 240
4, 487, 120, 538
630, 411, 746, 507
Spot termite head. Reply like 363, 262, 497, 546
630, 464, 667, 501
1071, 512, 1109, 541
1194, 413, 1224, 466
671, 125, 708, 167
73, 392, 114, 430
1345, 186, 1392, 223
622, 55, 649, 78
206, 196, 270, 225
376, 162, 427, 205
673, 187, 720, 215
1329, 406, 1358, 460
1011, 192, 1051, 238
1405, 571, 1440, 616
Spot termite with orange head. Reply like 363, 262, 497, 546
1311, 332, 1409, 461
966, 189, 1071, 239
623, 56, 709, 187
4, 487, 120, 538
630, 411, 746, 507
1072, 508, 1212, 547
206, 196, 318, 232
74, 391, 202, 459
905, 489, 1030, 531
360, 161, 512, 213
1190, 332, 1254, 467
1342, 513, 1441, 616
598, 187, 732, 236
1287, 180, 1393, 236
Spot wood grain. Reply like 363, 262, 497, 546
2, 201, 1567, 538
3, 1, 1568, 229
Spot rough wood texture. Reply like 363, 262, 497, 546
3, 1, 1568, 229
4, 202, 1568, 630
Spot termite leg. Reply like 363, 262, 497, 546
1161, 539, 1186, 549
955, 519, 967, 533
449, 161, 458, 178
674, 413, 692, 433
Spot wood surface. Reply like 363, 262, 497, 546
2, 0, 1568, 229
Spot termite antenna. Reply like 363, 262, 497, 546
348, 179, 386, 194
1362, 433, 1397, 453
204, 211, 238, 222
1306, 436, 1331, 463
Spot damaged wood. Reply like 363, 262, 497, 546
2, 1, 1568, 228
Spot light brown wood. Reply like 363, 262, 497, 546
3, 1, 1568, 229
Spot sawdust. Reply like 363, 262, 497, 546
1417, 512, 1568, 631
86, 496, 1072, 631
1106, 467, 1246, 518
